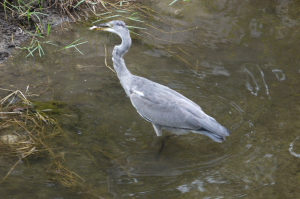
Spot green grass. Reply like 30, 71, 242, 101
56, 38, 88, 55
1, 0, 89, 57
2, 0, 47, 21
169, 0, 190, 7
17, 21, 87, 57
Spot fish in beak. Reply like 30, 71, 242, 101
89, 23, 111, 31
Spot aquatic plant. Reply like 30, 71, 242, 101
0, 88, 93, 197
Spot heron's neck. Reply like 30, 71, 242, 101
112, 32, 132, 95
112, 32, 132, 75
115, 32, 132, 57
112, 56, 131, 78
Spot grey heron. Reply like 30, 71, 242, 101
90, 20, 230, 143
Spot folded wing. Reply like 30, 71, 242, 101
129, 77, 230, 139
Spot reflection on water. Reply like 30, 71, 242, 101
1, 0, 300, 198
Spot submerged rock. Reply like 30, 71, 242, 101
0, 135, 20, 144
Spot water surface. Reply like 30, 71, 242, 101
1, 0, 300, 198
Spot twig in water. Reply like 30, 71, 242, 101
104, 45, 116, 73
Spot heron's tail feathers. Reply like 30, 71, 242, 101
191, 119, 230, 143
196, 117, 231, 142
192, 130, 226, 143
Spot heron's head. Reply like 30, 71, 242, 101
89, 20, 128, 37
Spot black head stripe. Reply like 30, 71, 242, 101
116, 21, 126, 27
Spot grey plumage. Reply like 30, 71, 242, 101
90, 20, 230, 142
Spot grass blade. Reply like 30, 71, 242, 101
104, 15, 119, 19
127, 18, 144, 22
92, 19, 102, 24
74, 0, 85, 8
116, 10, 129, 13
126, 25, 146, 30
169, 0, 178, 6
46, 21, 51, 38
74, 46, 83, 55
95, 12, 111, 16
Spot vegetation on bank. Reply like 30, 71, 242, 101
0, 0, 137, 58
0, 88, 93, 196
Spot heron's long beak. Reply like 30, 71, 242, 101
89, 23, 111, 31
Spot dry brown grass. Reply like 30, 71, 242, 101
0, 88, 89, 195
0, 0, 136, 24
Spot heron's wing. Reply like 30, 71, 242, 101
130, 91, 198, 129
129, 79, 229, 137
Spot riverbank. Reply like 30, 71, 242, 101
0, 0, 132, 63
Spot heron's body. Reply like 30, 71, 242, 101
90, 21, 230, 142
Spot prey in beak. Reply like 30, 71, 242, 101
89, 23, 111, 31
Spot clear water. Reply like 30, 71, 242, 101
1, 0, 300, 198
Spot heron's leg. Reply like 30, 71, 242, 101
152, 124, 162, 136
155, 134, 173, 161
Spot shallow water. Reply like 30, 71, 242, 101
1, 0, 300, 198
